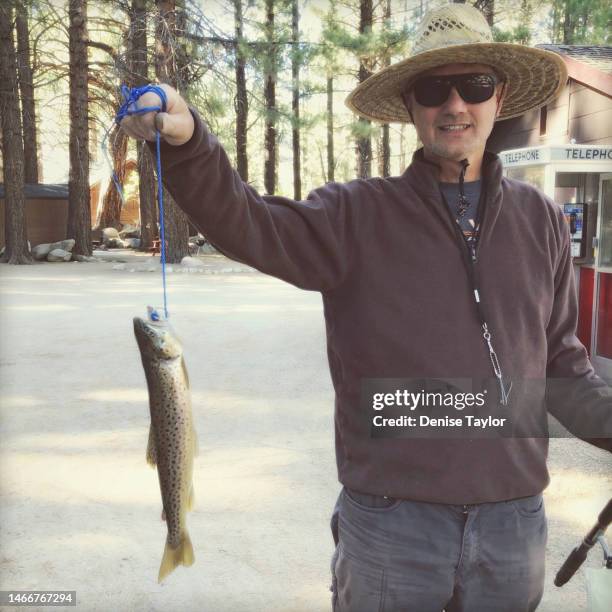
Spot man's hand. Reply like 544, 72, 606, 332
119, 83, 194, 146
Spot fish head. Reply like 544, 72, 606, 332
133, 316, 183, 360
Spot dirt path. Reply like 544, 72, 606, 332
1, 256, 610, 611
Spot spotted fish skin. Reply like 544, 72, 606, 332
133, 315, 197, 583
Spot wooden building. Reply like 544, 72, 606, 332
488, 45, 612, 380
0, 184, 69, 249
0, 183, 100, 249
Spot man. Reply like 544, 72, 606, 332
120, 4, 611, 611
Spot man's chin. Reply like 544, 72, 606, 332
427, 143, 479, 162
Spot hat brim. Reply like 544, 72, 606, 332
344, 43, 568, 124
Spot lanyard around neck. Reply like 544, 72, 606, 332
441, 159, 512, 406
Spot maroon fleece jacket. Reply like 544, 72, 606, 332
149, 110, 611, 504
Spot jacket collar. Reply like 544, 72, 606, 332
402, 147, 505, 246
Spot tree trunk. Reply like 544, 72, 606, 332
291, 0, 301, 200
326, 71, 334, 183
0, 1, 32, 264
263, 0, 277, 195
356, 0, 373, 179
480, 0, 495, 27
96, 125, 127, 229
562, 0, 573, 44
129, 0, 157, 250
138, 142, 157, 249
68, 0, 92, 256
233, 0, 248, 182
15, 0, 39, 184
378, 0, 391, 178
155, 0, 189, 263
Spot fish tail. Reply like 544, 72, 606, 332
157, 530, 195, 583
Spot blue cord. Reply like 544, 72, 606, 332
155, 130, 168, 321
110, 84, 170, 320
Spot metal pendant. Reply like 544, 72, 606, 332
456, 194, 470, 218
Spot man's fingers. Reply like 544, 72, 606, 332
136, 90, 165, 114
120, 115, 151, 141
154, 112, 164, 134
118, 84, 192, 144
156, 110, 194, 146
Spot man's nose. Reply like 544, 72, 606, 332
441, 85, 469, 113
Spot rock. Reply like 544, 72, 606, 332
102, 227, 120, 241
102, 228, 127, 248
119, 224, 140, 239
50, 239, 75, 252
73, 254, 97, 262
181, 256, 205, 268
198, 243, 217, 254
105, 237, 126, 249
123, 238, 141, 249
33, 239, 75, 261
47, 249, 72, 262
32, 243, 52, 260
189, 234, 207, 246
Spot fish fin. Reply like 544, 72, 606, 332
157, 531, 195, 583
187, 484, 195, 512
181, 357, 190, 389
146, 425, 157, 467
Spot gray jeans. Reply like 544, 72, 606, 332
329, 487, 547, 612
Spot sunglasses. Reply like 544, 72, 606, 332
409, 73, 500, 107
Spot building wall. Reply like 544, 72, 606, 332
120, 195, 140, 226
487, 78, 611, 152
567, 80, 612, 145
0, 198, 68, 249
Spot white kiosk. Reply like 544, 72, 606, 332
499, 144, 612, 381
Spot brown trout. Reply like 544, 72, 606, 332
133, 308, 198, 583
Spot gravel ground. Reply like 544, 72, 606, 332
0, 253, 610, 612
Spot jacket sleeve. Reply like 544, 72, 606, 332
147, 109, 356, 293
545, 209, 612, 452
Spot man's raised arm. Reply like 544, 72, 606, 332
119, 84, 356, 293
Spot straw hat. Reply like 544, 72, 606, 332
345, 4, 568, 124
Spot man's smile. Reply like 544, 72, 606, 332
439, 123, 471, 132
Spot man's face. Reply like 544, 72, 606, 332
403, 63, 506, 162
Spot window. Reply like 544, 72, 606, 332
506, 165, 545, 192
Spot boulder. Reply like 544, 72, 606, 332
32, 243, 52, 260
105, 237, 126, 249
198, 243, 217, 255
50, 238, 75, 252
189, 234, 207, 246
73, 254, 97, 262
102, 228, 127, 248
47, 249, 72, 262
119, 224, 140, 239
102, 227, 120, 241
123, 238, 141, 249
33, 239, 75, 260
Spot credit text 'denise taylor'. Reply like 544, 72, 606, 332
371, 389, 508, 430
